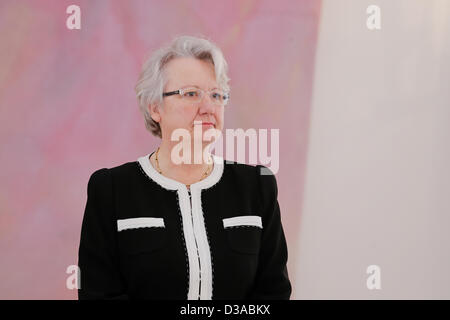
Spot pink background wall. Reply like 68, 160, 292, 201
0, 0, 321, 299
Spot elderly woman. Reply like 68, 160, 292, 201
78, 35, 291, 300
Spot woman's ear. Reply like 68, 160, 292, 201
148, 103, 161, 123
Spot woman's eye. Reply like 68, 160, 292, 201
184, 91, 199, 97
211, 93, 222, 100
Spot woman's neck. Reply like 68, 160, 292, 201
150, 140, 213, 186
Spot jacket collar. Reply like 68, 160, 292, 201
137, 152, 224, 191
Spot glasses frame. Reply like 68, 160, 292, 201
162, 87, 230, 106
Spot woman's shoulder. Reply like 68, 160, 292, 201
223, 159, 277, 193
224, 158, 275, 175
87, 160, 141, 185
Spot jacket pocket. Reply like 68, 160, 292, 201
117, 217, 166, 255
223, 215, 263, 255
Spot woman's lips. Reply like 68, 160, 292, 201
193, 121, 216, 129
194, 122, 215, 127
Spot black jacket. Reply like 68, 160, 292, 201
78, 152, 291, 300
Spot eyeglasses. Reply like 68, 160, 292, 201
162, 87, 230, 106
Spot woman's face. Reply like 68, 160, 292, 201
152, 57, 225, 145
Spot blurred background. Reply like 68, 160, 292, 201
0, 0, 448, 299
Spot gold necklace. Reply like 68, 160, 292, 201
154, 147, 212, 189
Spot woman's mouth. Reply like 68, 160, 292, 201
194, 121, 215, 127
193, 121, 216, 129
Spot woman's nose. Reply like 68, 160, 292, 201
198, 94, 216, 113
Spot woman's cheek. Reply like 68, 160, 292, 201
216, 113, 224, 130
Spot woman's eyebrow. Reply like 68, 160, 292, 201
180, 85, 219, 90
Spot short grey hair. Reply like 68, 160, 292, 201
135, 35, 231, 138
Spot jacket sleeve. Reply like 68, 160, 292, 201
78, 168, 128, 300
247, 165, 292, 300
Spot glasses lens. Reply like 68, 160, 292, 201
181, 88, 202, 102
180, 88, 229, 106
210, 90, 229, 106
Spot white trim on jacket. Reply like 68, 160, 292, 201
223, 215, 262, 229
117, 217, 165, 231
137, 152, 224, 300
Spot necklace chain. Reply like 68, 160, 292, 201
154, 147, 212, 188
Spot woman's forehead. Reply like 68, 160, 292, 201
164, 57, 218, 89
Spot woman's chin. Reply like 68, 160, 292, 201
194, 138, 216, 145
